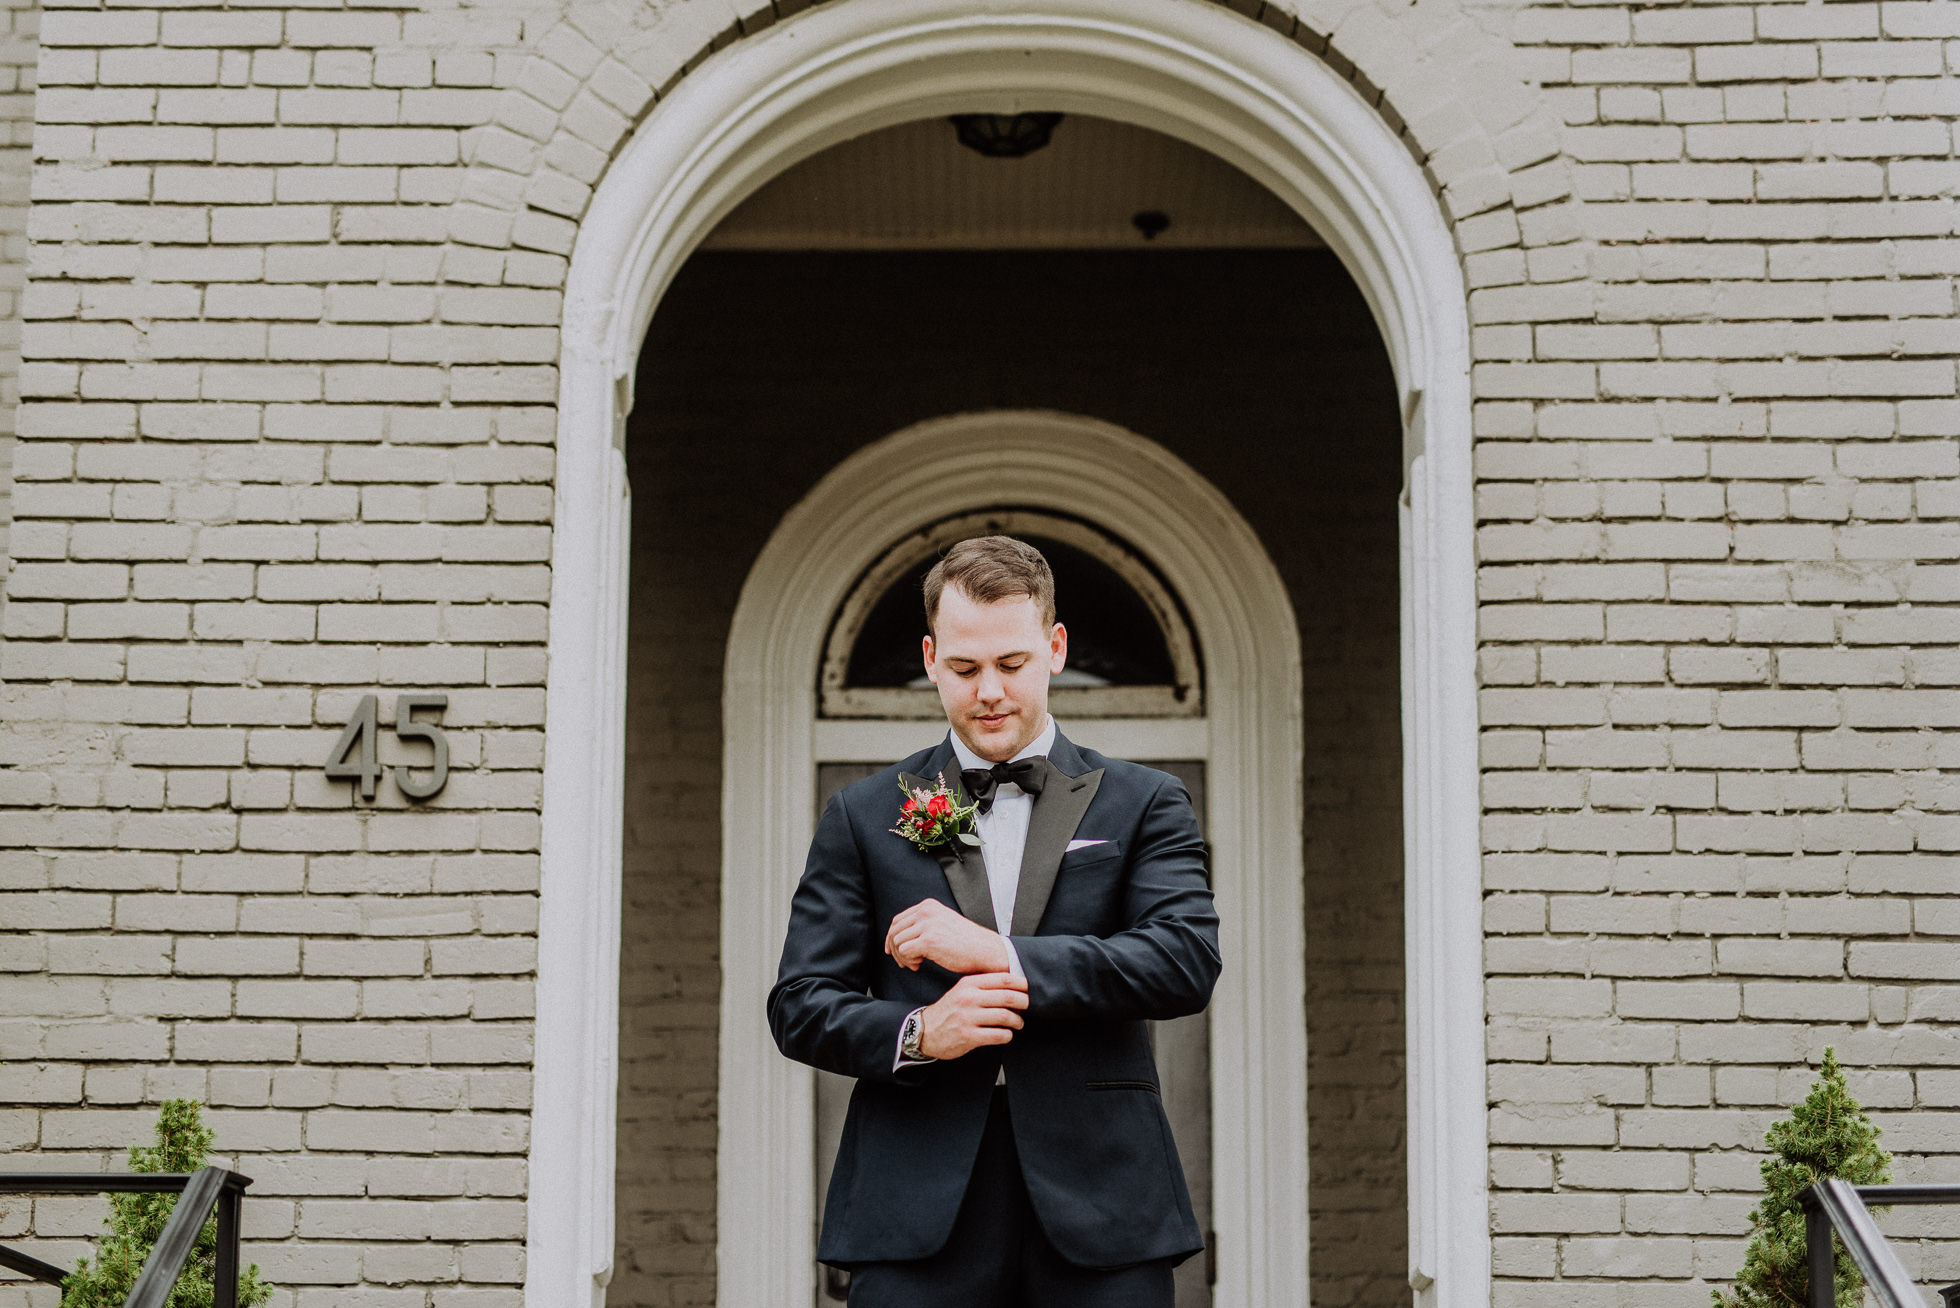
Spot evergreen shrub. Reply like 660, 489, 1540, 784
61, 1100, 273, 1308
1713, 1048, 1892, 1308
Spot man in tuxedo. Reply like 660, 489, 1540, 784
768, 534, 1220, 1307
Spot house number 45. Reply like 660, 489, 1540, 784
324, 693, 450, 801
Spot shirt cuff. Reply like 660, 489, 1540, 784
1001, 934, 1024, 979
894, 1006, 935, 1071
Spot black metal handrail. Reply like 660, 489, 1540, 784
0, 1168, 252, 1308
1799, 1179, 1960, 1308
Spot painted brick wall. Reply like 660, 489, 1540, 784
1476, 7, 1960, 1304
615, 247, 1406, 1307
613, 433, 725, 1308
0, 0, 555, 1299
1, 0, 1958, 1304
0, 0, 36, 613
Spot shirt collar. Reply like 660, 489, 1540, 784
948, 714, 1058, 774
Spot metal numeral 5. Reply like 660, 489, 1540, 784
324, 693, 451, 801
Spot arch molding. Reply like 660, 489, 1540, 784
531, 4, 1484, 1306
726, 412, 1306, 1304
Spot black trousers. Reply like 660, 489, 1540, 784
843, 1088, 1176, 1308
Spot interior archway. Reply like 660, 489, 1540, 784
533, 4, 1483, 1307
719, 412, 1307, 1304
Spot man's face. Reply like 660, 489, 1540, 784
923, 585, 1067, 763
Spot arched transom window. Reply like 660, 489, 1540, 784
819, 510, 1203, 720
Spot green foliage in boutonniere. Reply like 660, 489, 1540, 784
890, 772, 983, 854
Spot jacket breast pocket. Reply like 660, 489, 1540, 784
1042, 840, 1129, 933
1059, 840, 1124, 873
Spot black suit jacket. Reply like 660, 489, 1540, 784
767, 728, 1221, 1268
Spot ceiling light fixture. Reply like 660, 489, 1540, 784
949, 112, 1065, 158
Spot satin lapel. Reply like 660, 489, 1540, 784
899, 768, 995, 931
1010, 757, 1104, 937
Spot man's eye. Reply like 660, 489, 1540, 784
1001, 662, 1025, 673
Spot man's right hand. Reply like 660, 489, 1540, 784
918, 972, 1028, 1059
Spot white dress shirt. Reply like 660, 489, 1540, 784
895, 716, 1058, 1070
951, 714, 1057, 974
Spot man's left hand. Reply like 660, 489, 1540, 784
886, 899, 1010, 975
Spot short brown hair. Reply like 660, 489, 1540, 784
923, 535, 1056, 639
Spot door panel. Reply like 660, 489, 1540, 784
814, 764, 883, 1304
1145, 760, 1212, 1308
811, 759, 1212, 1306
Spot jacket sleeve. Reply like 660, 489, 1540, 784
1009, 773, 1222, 1021
767, 789, 935, 1085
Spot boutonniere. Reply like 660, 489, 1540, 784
891, 773, 983, 854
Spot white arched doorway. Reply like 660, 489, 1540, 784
531, 3, 1483, 1307
724, 412, 1303, 1304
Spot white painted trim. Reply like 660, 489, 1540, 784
724, 413, 1301, 1305
534, 442, 629, 1308
533, 2, 1485, 1306
815, 716, 1211, 764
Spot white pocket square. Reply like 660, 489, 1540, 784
1066, 839, 1108, 852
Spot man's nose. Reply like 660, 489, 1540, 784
975, 667, 1004, 701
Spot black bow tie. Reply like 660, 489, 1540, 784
961, 758, 1047, 814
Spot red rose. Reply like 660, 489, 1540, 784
889, 772, 983, 854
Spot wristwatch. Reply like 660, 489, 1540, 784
900, 1008, 931, 1062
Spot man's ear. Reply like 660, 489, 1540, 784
922, 634, 939, 685
1049, 623, 1068, 673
